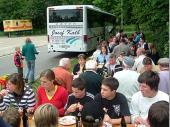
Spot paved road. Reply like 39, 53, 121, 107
0, 35, 47, 57
0, 35, 81, 77
0, 35, 59, 77
0, 45, 60, 76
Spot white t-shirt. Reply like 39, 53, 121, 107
132, 55, 146, 72
130, 90, 169, 123
114, 70, 140, 106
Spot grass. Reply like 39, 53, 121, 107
31, 57, 78, 92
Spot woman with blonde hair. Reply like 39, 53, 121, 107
34, 103, 59, 127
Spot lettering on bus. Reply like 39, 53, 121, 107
52, 30, 64, 36
51, 29, 81, 37
67, 30, 80, 35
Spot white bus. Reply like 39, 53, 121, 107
47, 5, 115, 52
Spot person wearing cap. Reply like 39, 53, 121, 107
64, 77, 94, 116
79, 60, 103, 96
95, 77, 131, 125
130, 71, 169, 125
157, 58, 169, 94
114, 56, 140, 106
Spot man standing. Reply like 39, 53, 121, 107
130, 71, 169, 125
112, 37, 131, 58
53, 58, 73, 93
95, 77, 131, 125
22, 38, 39, 84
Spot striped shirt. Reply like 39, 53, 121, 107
0, 86, 36, 111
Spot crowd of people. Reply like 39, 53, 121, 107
0, 30, 169, 127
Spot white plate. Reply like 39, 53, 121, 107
103, 122, 112, 127
137, 124, 146, 127
59, 116, 76, 126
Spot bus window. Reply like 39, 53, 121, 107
49, 9, 83, 23
87, 9, 104, 28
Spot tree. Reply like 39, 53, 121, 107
130, 0, 169, 57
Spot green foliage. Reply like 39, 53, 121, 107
0, 0, 168, 56
130, 0, 169, 57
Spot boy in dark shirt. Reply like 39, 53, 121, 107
64, 77, 94, 116
95, 77, 131, 125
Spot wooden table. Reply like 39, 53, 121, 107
20, 116, 135, 127
59, 124, 135, 127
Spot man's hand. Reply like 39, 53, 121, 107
66, 103, 77, 113
134, 116, 146, 125
77, 102, 83, 111
103, 113, 112, 124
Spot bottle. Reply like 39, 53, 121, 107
120, 115, 126, 127
76, 111, 82, 127
22, 109, 28, 127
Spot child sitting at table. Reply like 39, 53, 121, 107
64, 77, 94, 116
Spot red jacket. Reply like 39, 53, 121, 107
14, 52, 23, 67
36, 85, 68, 116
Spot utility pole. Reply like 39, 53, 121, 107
121, 0, 123, 29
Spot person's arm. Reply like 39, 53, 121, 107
65, 103, 77, 115
26, 88, 36, 113
21, 46, 25, 56
33, 44, 39, 54
64, 95, 72, 115
0, 92, 10, 111
119, 95, 131, 124
130, 93, 144, 124
103, 114, 131, 124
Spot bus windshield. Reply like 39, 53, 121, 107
49, 9, 83, 23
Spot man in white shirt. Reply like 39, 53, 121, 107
130, 71, 169, 125
114, 56, 140, 106
132, 47, 146, 73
